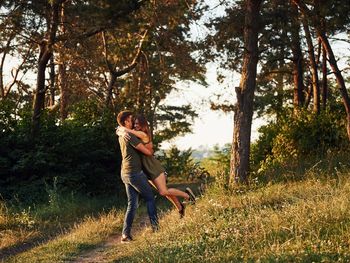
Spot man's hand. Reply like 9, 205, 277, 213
116, 126, 131, 141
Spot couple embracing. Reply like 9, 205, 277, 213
116, 110, 196, 243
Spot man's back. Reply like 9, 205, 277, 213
119, 133, 142, 175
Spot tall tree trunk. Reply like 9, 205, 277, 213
230, 0, 263, 185
106, 73, 118, 107
302, 18, 320, 114
57, 2, 69, 121
0, 40, 10, 99
290, 3, 304, 114
48, 55, 56, 107
32, 42, 52, 136
292, 0, 350, 140
276, 60, 284, 122
321, 45, 328, 109
31, 0, 65, 136
318, 31, 350, 139
58, 60, 68, 120
0, 33, 16, 99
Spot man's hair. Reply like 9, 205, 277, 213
117, 110, 133, 126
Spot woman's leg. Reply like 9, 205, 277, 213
148, 179, 182, 211
152, 173, 190, 200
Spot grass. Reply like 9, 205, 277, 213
2, 164, 350, 262
5, 209, 125, 262
99, 174, 350, 262
0, 192, 126, 262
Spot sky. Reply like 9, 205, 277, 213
159, 62, 265, 151
159, 71, 265, 151
160, 1, 244, 151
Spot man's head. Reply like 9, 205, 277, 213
117, 110, 133, 128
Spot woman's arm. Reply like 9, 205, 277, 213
145, 141, 154, 152
118, 126, 149, 143
135, 143, 154, 156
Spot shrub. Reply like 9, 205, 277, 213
252, 110, 347, 179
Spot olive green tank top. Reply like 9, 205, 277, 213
141, 154, 165, 180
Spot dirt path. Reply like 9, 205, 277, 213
72, 182, 198, 263
72, 215, 149, 263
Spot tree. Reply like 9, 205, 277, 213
231, 0, 263, 184
292, 0, 350, 140
2, 0, 146, 136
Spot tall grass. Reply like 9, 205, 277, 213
100, 173, 350, 262
0, 190, 125, 261
5, 209, 124, 263
3, 150, 350, 262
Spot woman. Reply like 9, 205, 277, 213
118, 114, 196, 218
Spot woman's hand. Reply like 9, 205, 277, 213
116, 126, 131, 141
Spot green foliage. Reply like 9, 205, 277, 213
154, 105, 198, 149
0, 101, 122, 203
199, 144, 230, 190
251, 110, 348, 179
158, 146, 194, 179
206, 144, 231, 174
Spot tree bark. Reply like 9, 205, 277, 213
230, 0, 263, 185
32, 42, 52, 136
102, 30, 147, 108
48, 56, 56, 107
57, 2, 69, 121
321, 45, 328, 109
0, 37, 12, 98
302, 18, 320, 114
290, 3, 304, 114
58, 60, 69, 120
319, 31, 350, 139
31, 0, 66, 136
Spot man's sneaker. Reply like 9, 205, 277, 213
179, 202, 186, 219
121, 235, 133, 243
185, 187, 196, 204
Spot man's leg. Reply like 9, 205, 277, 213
129, 172, 159, 231
122, 183, 139, 238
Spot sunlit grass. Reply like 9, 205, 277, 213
3, 155, 350, 262
100, 174, 350, 262
6, 209, 124, 263
0, 193, 125, 262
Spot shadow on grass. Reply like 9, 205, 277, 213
0, 195, 125, 261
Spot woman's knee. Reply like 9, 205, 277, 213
158, 189, 168, 196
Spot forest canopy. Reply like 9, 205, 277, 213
1, 0, 350, 200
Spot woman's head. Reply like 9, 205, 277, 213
133, 114, 149, 132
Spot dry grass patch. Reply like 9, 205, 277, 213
6, 209, 124, 263
100, 176, 350, 262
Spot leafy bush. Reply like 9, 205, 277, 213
158, 146, 194, 179
252, 110, 347, 179
0, 100, 123, 203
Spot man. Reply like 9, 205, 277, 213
116, 110, 158, 243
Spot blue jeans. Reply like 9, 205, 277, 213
121, 171, 158, 237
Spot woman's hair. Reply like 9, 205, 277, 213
134, 114, 151, 139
